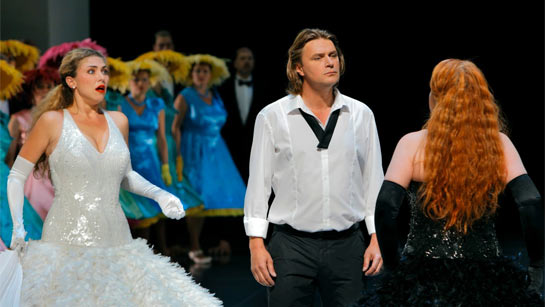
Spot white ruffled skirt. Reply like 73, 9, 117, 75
20, 239, 222, 306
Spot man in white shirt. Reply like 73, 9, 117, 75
244, 28, 384, 306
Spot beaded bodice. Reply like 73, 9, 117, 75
41, 110, 132, 247
402, 182, 501, 259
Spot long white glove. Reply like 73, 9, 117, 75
121, 164, 185, 219
7, 156, 34, 254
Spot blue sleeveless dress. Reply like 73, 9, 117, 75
147, 88, 203, 213
118, 95, 166, 220
179, 87, 245, 216
0, 111, 43, 247
106, 92, 202, 222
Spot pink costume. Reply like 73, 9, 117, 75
12, 109, 54, 220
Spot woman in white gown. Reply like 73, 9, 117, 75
6, 48, 222, 306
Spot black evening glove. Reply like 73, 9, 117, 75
506, 174, 544, 294
375, 180, 406, 270
506, 174, 544, 268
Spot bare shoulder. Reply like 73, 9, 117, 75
499, 132, 520, 158
499, 132, 527, 181
35, 110, 64, 129
385, 130, 427, 187
499, 132, 514, 148
18, 110, 64, 161
398, 129, 427, 150
107, 110, 129, 128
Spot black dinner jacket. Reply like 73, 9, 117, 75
220, 75, 271, 183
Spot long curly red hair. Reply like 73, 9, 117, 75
421, 59, 506, 233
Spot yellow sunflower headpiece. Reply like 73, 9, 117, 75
127, 59, 171, 87
0, 60, 24, 100
106, 57, 131, 93
0, 40, 40, 72
182, 54, 230, 87
135, 50, 190, 84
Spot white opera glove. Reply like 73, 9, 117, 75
121, 164, 185, 219
7, 156, 34, 256
155, 192, 185, 220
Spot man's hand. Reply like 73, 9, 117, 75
363, 233, 383, 276
249, 237, 276, 287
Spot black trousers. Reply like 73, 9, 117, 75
267, 224, 365, 307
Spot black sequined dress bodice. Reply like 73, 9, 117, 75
402, 182, 501, 259
365, 182, 542, 306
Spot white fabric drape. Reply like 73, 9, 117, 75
0, 250, 22, 307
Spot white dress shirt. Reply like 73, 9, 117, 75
244, 91, 384, 238
234, 75, 253, 125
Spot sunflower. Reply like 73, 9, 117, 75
0, 40, 40, 72
135, 50, 190, 84
107, 57, 131, 93
127, 59, 171, 87
0, 60, 24, 100
182, 54, 230, 87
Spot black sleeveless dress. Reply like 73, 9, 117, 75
361, 182, 542, 306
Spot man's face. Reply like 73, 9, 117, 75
154, 36, 174, 51
296, 38, 340, 88
234, 49, 254, 76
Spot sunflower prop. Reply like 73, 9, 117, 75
0, 60, 24, 100
135, 50, 190, 84
106, 57, 131, 93
0, 40, 40, 72
182, 54, 230, 87
38, 38, 108, 69
127, 59, 170, 87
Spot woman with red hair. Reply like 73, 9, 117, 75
370, 59, 543, 305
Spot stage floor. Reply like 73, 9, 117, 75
165, 231, 531, 307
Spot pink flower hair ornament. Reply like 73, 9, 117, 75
38, 38, 108, 69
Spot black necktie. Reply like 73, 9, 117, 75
238, 79, 253, 86
298, 108, 341, 149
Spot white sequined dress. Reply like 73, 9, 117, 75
20, 109, 222, 306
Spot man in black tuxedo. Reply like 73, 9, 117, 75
203, 47, 271, 256
221, 47, 270, 183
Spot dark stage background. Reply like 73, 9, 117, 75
89, 3, 544, 251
